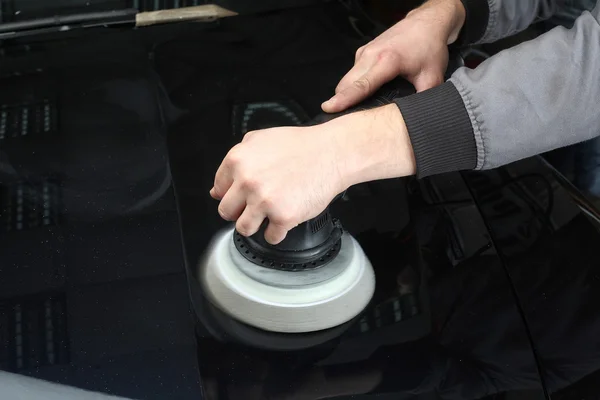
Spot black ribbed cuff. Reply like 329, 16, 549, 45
394, 82, 477, 178
455, 0, 490, 46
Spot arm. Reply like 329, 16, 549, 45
211, 3, 600, 243
320, 0, 559, 112
396, 2, 600, 177
458, 0, 560, 45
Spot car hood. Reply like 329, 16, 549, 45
1, 2, 599, 400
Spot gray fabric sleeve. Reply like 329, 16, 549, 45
454, 3, 600, 170
476, 0, 559, 43
396, 2, 600, 177
457, 0, 561, 45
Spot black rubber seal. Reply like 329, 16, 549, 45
234, 218, 343, 272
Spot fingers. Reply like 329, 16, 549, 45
211, 147, 239, 200
234, 208, 294, 245
235, 206, 265, 238
322, 55, 400, 113
334, 46, 368, 93
217, 182, 246, 221
322, 67, 368, 113
235, 203, 295, 245
219, 187, 290, 244
334, 60, 370, 95
264, 222, 289, 245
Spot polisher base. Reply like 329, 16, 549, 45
198, 228, 376, 333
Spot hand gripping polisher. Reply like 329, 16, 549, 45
197, 80, 414, 334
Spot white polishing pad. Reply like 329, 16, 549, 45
198, 228, 376, 333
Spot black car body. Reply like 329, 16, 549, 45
1, 1, 599, 399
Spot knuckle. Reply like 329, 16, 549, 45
377, 49, 397, 63
361, 45, 376, 58
240, 176, 261, 192
269, 212, 295, 228
355, 46, 365, 60
225, 147, 242, 166
257, 196, 276, 212
242, 130, 257, 141
353, 77, 371, 93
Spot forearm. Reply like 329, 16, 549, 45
325, 2, 600, 182
456, 0, 559, 45
328, 104, 416, 188
395, 3, 600, 177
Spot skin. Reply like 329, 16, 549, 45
322, 0, 466, 112
211, 0, 467, 244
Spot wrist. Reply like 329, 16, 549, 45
407, 0, 466, 45
329, 104, 416, 189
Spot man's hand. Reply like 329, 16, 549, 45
211, 125, 346, 244
211, 104, 415, 244
321, 0, 466, 113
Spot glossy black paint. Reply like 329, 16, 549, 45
159, 5, 545, 400
0, 19, 202, 400
0, 2, 597, 400
462, 159, 600, 398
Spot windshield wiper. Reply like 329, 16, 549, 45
0, 5, 237, 40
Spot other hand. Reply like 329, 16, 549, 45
321, 0, 466, 113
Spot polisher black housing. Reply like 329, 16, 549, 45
234, 209, 343, 271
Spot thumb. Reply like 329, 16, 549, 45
322, 76, 373, 113
322, 61, 398, 113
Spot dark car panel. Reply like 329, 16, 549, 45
0, 2, 595, 400
158, 5, 545, 400
0, 23, 201, 399
462, 159, 600, 399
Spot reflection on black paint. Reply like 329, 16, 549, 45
1, 2, 598, 399
0, 293, 70, 372
0, 24, 200, 399
187, 173, 544, 400
463, 159, 600, 397
159, 6, 547, 399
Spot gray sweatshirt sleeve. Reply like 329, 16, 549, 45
395, 2, 600, 177
457, 0, 559, 45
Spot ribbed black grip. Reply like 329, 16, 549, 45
306, 77, 415, 126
